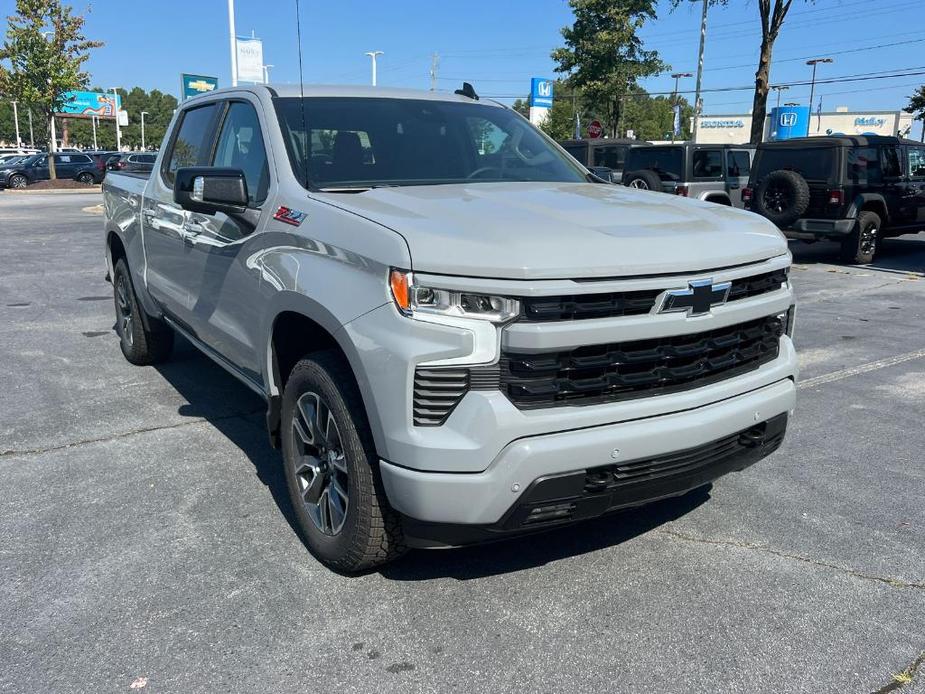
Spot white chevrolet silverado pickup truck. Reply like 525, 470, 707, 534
103, 84, 797, 571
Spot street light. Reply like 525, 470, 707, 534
228, 0, 238, 86
771, 85, 790, 109
670, 72, 693, 142
91, 115, 98, 150
140, 111, 149, 150
262, 64, 274, 84
806, 58, 833, 112
690, 0, 709, 144
110, 88, 122, 151
365, 51, 383, 86
11, 101, 21, 148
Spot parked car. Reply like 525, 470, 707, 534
622, 143, 755, 207
106, 152, 158, 174
558, 137, 647, 182
0, 152, 102, 188
84, 151, 118, 178
103, 85, 796, 572
744, 135, 925, 264
0, 154, 29, 167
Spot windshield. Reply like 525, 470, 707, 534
274, 96, 587, 190
753, 147, 835, 182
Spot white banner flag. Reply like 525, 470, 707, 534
236, 37, 264, 83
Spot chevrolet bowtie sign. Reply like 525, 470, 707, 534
658, 279, 731, 316
181, 74, 219, 101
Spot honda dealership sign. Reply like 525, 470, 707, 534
528, 77, 553, 127
236, 37, 264, 83
769, 106, 810, 140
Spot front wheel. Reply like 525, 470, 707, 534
839, 210, 880, 264
281, 351, 405, 572
9, 174, 27, 189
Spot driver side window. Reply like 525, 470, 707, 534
212, 101, 270, 206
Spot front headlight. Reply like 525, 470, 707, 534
389, 269, 520, 323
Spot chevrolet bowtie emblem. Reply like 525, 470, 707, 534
658, 278, 731, 316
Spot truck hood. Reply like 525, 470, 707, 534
316, 181, 788, 280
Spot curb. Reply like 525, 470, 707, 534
2, 187, 102, 196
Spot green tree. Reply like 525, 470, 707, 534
904, 85, 925, 142
540, 96, 577, 141
552, 0, 666, 138
0, 0, 102, 177
623, 89, 694, 141
511, 98, 529, 118
673, 0, 811, 144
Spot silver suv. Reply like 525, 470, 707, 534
103, 85, 796, 571
622, 143, 754, 207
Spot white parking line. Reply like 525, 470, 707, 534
798, 348, 925, 390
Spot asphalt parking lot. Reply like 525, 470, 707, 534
1, 190, 923, 694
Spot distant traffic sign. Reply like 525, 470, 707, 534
587, 120, 603, 138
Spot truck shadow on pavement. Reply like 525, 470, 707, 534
788, 235, 925, 276
153, 338, 712, 580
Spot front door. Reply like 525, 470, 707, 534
725, 149, 752, 207
178, 99, 272, 382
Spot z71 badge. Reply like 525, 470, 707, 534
273, 206, 307, 226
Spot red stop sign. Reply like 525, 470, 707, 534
587, 120, 603, 138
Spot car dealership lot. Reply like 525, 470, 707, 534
1, 192, 923, 694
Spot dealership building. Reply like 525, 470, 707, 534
693, 106, 915, 144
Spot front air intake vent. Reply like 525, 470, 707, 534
413, 368, 470, 426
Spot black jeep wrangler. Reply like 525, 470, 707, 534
744, 135, 925, 264
558, 137, 646, 183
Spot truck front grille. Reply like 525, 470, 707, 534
500, 314, 783, 409
521, 268, 787, 322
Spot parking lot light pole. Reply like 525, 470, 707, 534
690, 0, 709, 145
262, 64, 273, 84
228, 0, 238, 86
91, 115, 98, 150
140, 111, 148, 150
111, 88, 122, 151
365, 51, 383, 86
670, 73, 692, 142
771, 85, 790, 109
806, 58, 832, 111
28, 109, 34, 147
11, 101, 21, 148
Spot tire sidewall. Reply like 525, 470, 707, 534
77, 172, 94, 184
280, 356, 374, 567
10, 174, 27, 189
754, 170, 810, 227
843, 211, 879, 264
113, 258, 142, 360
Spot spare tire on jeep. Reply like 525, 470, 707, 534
753, 169, 810, 227
622, 169, 663, 192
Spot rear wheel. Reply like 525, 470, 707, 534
112, 258, 173, 364
839, 210, 880, 264
77, 172, 94, 184
281, 351, 406, 572
9, 174, 27, 189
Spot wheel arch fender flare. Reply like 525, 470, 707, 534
847, 193, 888, 224
260, 292, 386, 453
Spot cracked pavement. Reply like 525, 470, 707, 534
1, 192, 924, 693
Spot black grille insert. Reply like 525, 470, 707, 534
413, 368, 469, 426
501, 314, 783, 409
521, 268, 788, 322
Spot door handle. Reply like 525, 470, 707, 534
183, 221, 204, 236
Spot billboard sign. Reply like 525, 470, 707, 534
236, 37, 264, 83
56, 91, 121, 118
181, 73, 219, 100
769, 106, 810, 140
529, 77, 553, 108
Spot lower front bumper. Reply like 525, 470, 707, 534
380, 378, 795, 539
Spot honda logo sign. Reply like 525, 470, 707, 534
779, 112, 797, 127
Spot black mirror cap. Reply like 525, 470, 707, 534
174, 167, 248, 215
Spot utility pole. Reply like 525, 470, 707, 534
11, 101, 21, 148
228, 0, 238, 86
28, 109, 34, 146
430, 53, 439, 91
670, 72, 692, 142
771, 85, 790, 109
690, 0, 708, 145
262, 64, 274, 83
91, 115, 98, 150
573, 94, 581, 139
111, 88, 122, 151
140, 111, 148, 150
365, 51, 383, 86
806, 58, 832, 112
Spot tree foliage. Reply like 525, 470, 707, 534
0, 0, 102, 175
904, 85, 925, 142
551, 0, 666, 138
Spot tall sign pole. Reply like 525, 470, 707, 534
111, 88, 122, 151
690, 0, 708, 145
228, 0, 238, 86
12, 101, 21, 147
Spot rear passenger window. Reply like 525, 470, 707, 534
212, 101, 270, 205
882, 147, 901, 178
846, 147, 881, 185
626, 148, 683, 181
592, 146, 624, 170
909, 148, 925, 178
692, 149, 723, 178
164, 103, 219, 186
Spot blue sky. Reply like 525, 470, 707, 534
3, 0, 923, 135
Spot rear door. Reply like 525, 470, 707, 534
725, 149, 751, 207
53, 154, 78, 179
144, 101, 222, 319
